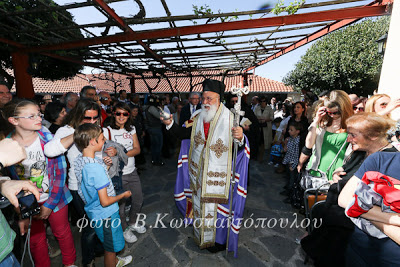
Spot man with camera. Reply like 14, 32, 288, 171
145, 95, 165, 166
0, 139, 40, 266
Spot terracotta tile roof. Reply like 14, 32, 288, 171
9, 70, 293, 95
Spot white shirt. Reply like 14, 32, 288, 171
190, 104, 197, 115
44, 125, 102, 190
21, 137, 49, 192
103, 126, 137, 175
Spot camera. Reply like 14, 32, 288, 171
158, 107, 171, 120
19, 194, 40, 219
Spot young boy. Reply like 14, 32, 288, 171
282, 122, 302, 206
73, 123, 132, 267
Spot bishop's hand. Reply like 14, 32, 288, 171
232, 126, 243, 142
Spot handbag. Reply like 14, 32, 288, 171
300, 141, 347, 190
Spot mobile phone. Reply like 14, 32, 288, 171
19, 194, 40, 219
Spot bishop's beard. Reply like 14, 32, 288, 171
200, 103, 218, 123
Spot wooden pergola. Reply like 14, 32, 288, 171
0, 0, 392, 98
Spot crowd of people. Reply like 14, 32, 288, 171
0, 77, 400, 266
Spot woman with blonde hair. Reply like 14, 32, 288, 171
365, 93, 400, 118
297, 90, 353, 181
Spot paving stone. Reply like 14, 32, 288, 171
153, 225, 180, 248
266, 198, 291, 211
245, 207, 279, 220
260, 235, 298, 262
185, 237, 210, 255
191, 255, 228, 267
273, 261, 285, 267
143, 194, 161, 206
130, 236, 173, 266
225, 247, 266, 267
173, 245, 191, 265
143, 184, 164, 195
164, 180, 176, 191
243, 241, 271, 263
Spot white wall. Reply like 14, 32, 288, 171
378, 0, 400, 120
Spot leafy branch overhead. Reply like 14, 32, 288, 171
0, 0, 87, 83
271, 0, 305, 15
283, 17, 390, 96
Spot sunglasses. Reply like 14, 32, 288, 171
326, 111, 340, 116
114, 112, 130, 117
83, 115, 99, 121
353, 106, 364, 111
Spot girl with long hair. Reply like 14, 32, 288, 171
3, 99, 76, 267
298, 90, 354, 180
103, 102, 145, 243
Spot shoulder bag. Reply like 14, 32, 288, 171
300, 141, 347, 190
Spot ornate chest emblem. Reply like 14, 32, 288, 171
210, 138, 228, 159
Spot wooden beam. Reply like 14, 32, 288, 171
24, 4, 390, 53
92, 0, 177, 72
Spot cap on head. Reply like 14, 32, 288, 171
202, 79, 225, 102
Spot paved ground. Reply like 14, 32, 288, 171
49, 152, 311, 266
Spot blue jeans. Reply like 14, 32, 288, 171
0, 253, 20, 267
70, 190, 103, 265
148, 127, 163, 163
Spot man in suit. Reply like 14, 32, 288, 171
179, 92, 201, 126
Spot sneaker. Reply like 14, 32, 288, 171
129, 224, 146, 234
274, 163, 280, 168
268, 161, 274, 165
123, 229, 137, 243
47, 240, 61, 258
116, 255, 133, 267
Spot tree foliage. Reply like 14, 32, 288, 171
0, 0, 87, 85
283, 17, 390, 96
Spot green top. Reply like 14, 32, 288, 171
0, 211, 16, 262
308, 131, 348, 180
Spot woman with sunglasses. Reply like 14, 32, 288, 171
103, 102, 145, 244
352, 97, 366, 114
298, 90, 354, 181
43, 98, 109, 266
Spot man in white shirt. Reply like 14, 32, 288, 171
179, 92, 201, 126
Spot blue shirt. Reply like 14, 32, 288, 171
355, 152, 400, 180
80, 162, 119, 221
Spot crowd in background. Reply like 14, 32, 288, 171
1, 78, 400, 266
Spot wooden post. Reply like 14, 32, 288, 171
130, 76, 135, 93
11, 52, 35, 99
